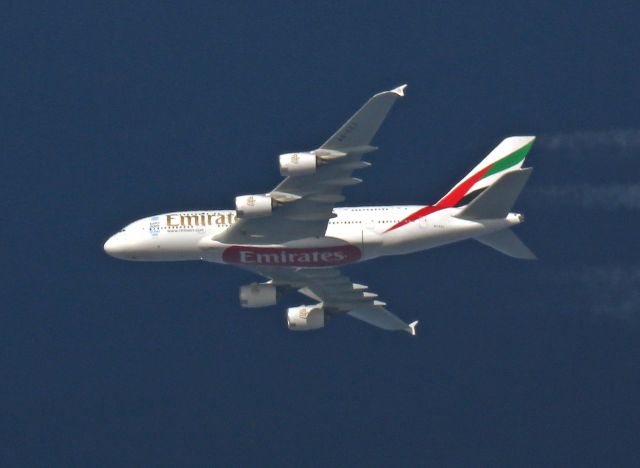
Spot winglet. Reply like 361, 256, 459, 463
407, 320, 419, 336
391, 84, 407, 97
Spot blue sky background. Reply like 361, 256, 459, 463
3, 1, 640, 466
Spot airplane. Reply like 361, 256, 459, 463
104, 85, 536, 336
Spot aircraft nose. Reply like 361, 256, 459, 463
104, 234, 127, 258
104, 235, 118, 256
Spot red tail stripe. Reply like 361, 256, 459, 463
437, 164, 492, 208
384, 164, 492, 233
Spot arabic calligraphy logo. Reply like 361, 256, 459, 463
247, 196, 256, 207
291, 153, 299, 164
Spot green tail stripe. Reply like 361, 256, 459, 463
483, 140, 534, 179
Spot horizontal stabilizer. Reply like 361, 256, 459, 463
348, 306, 418, 335
457, 168, 533, 220
475, 229, 536, 259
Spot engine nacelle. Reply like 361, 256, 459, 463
239, 283, 277, 308
286, 304, 326, 331
235, 194, 273, 218
279, 152, 317, 176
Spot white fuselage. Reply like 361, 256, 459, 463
104, 206, 523, 268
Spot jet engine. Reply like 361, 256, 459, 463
235, 194, 273, 218
239, 283, 277, 308
279, 152, 317, 176
286, 304, 326, 331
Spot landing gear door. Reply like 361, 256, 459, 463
361, 220, 382, 258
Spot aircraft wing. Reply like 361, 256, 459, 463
215, 85, 407, 245
255, 267, 418, 335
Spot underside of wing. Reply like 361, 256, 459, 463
255, 267, 418, 335
215, 85, 407, 245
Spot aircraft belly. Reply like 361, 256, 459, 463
221, 244, 362, 268
199, 228, 364, 268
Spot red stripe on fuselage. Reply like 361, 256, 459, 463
384, 165, 491, 233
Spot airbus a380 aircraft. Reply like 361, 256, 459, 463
104, 85, 536, 336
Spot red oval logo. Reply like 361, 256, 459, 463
223, 245, 361, 267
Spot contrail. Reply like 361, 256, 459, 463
529, 129, 640, 210
585, 267, 640, 320
537, 129, 640, 156
532, 132, 640, 320
550, 266, 640, 321
529, 183, 640, 210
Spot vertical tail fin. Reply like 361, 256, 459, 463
384, 136, 536, 234
436, 136, 535, 208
